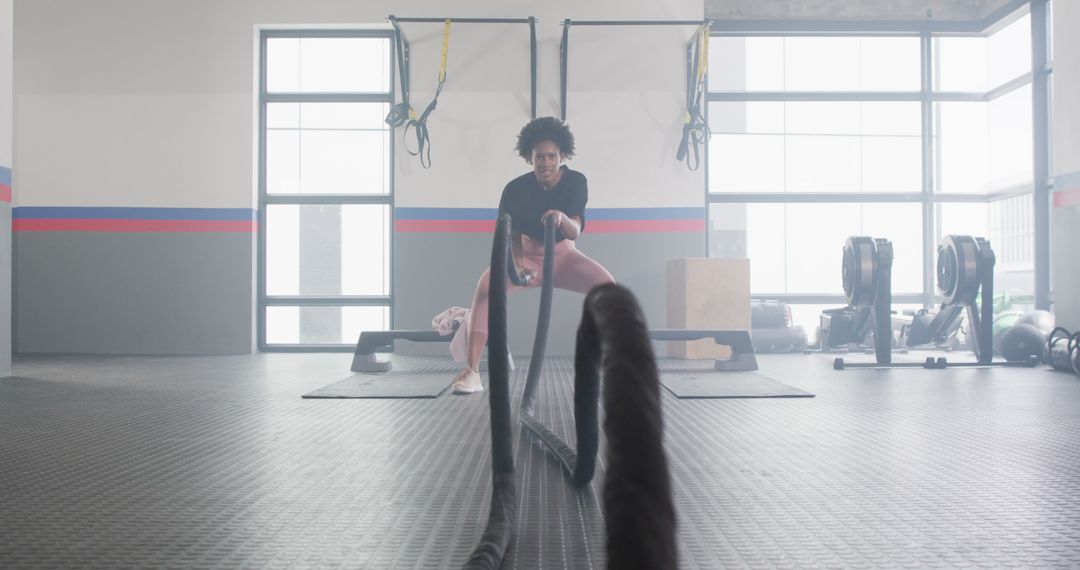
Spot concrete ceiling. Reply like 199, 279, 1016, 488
705, 0, 1021, 21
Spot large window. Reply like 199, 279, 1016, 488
259, 32, 393, 349
709, 101, 922, 194
707, 4, 1048, 338
933, 9, 1036, 302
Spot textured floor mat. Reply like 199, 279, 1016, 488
660, 371, 814, 399
5, 354, 1080, 568
302, 373, 451, 399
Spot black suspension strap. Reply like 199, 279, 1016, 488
676, 22, 710, 171
385, 17, 451, 169
385, 17, 411, 131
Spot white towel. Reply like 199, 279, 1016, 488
433, 307, 471, 363
432, 306, 515, 369
432, 306, 469, 336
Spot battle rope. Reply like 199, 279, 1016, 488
517, 217, 600, 486
1048, 327, 1080, 376
580, 283, 677, 570
676, 22, 710, 171
466, 213, 674, 569
385, 17, 451, 168
463, 213, 524, 569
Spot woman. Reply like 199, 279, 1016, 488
453, 117, 615, 394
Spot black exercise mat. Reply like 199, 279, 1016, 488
302, 373, 452, 399
660, 371, 814, 399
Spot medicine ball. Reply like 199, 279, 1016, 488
992, 310, 1024, 355
1016, 309, 1055, 334
999, 323, 1048, 363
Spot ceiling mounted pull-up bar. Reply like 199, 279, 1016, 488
391, 17, 534, 24
529, 17, 537, 119
560, 20, 570, 121
385, 16, 539, 167
567, 19, 711, 27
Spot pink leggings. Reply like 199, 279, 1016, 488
469, 235, 615, 335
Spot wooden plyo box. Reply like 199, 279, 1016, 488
666, 258, 751, 358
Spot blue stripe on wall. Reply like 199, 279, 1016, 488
395, 208, 498, 220
586, 207, 705, 220
14, 207, 256, 221
1054, 170, 1080, 190
395, 207, 706, 221
0, 166, 10, 185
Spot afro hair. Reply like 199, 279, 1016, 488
515, 116, 575, 161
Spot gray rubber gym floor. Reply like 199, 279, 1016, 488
2, 353, 1079, 568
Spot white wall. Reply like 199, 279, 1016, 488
0, 0, 8, 166
14, 0, 705, 353
17, 0, 701, 209
1051, 0, 1079, 176
1051, 0, 1080, 331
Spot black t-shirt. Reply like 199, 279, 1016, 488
497, 166, 587, 242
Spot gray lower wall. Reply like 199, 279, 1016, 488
1052, 201, 1079, 332
14, 232, 253, 355
393, 231, 705, 357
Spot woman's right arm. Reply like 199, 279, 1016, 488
510, 231, 527, 273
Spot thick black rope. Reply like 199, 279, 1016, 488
517, 217, 600, 486
520, 215, 556, 412
466, 214, 674, 569
464, 214, 520, 569
580, 284, 677, 569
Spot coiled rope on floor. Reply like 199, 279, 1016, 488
465, 213, 674, 569
516, 217, 600, 486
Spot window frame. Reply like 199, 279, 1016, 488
705, 0, 1050, 310
257, 29, 396, 351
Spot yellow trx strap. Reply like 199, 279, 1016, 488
697, 25, 708, 78
439, 19, 451, 84
698, 24, 709, 80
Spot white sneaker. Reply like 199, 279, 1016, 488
451, 367, 484, 395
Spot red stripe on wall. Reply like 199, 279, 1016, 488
1053, 188, 1080, 209
395, 220, 496, 233
13, 219, 257, 232
0, 184, 10, 203
395, 219, 706, 233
